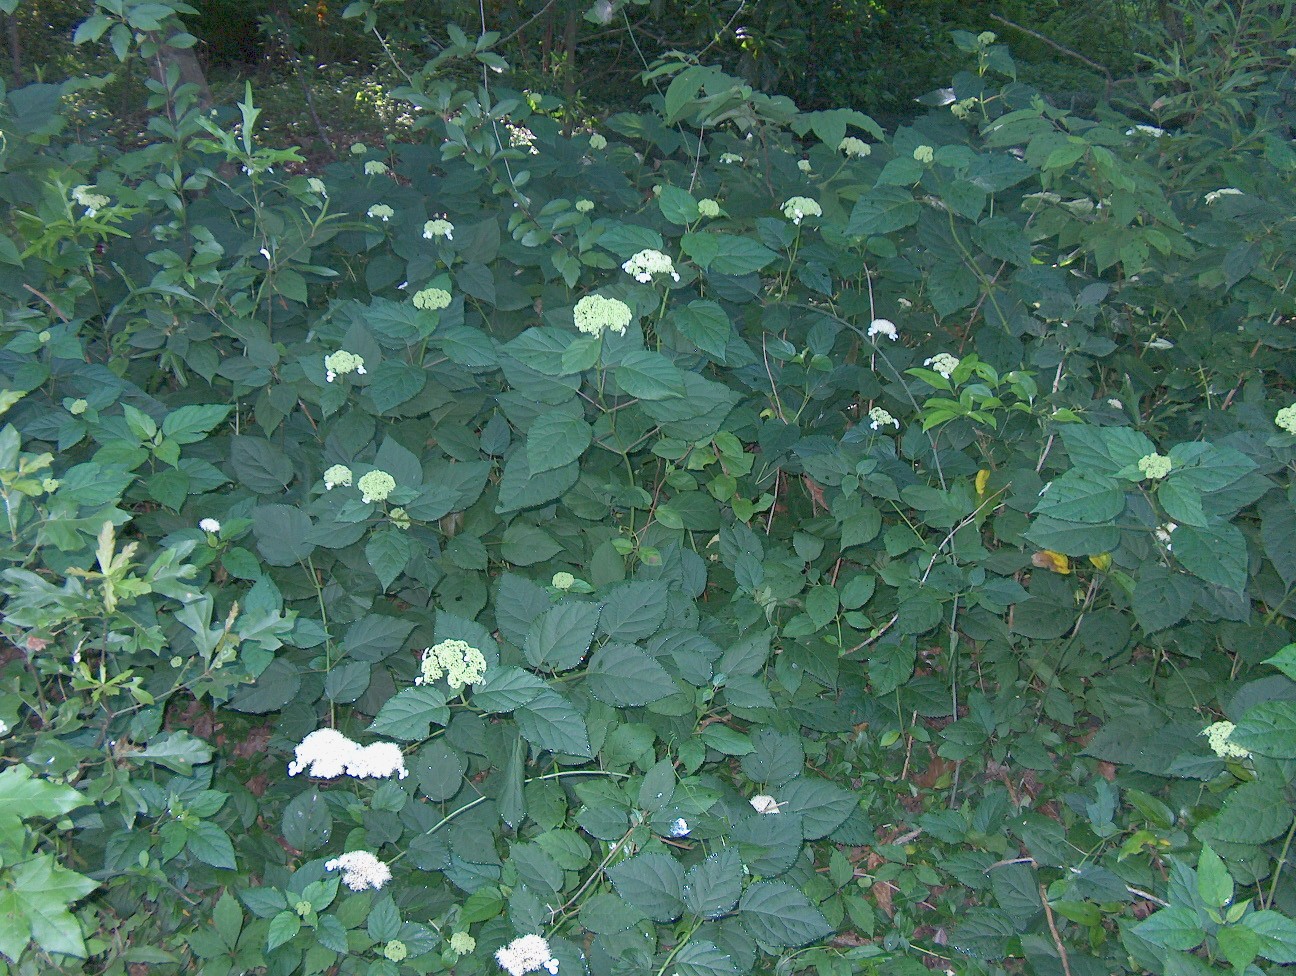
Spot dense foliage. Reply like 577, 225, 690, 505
0, 1, 1295, 975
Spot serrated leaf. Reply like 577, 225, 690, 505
598, 580, 669, 641
1172, 523, 1248, 593
737, 880, 831, 947
186, 822, 237, 869
1033, 470, 1125, 523
368, 687, 450, 740
777, 777, 857, 839
366, 528, 412, 591
5, 855, 96, 959
527, 411, 593, 474
671, 940, 740, 976
524, 602, 600, 672
516, 688, 592, 757
614, 350, 687, 400
683, 848, 743, 919
1133, 906, 1205, 950
586, 643, 675, 705
845, 186, 920, 235
1231, 701, 1296, 758
607, 852, 685, 922
474, 666, 547, 712
1242, 910, 1296, 963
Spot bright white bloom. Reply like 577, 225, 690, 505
622, 249, 680, 284
868, 407, 898, 430
924, 353, 960, 379
450, 932, 477, 954
423, 218, 454, 240
288, 728, 360, 779
573, 294, 633, 337
324, 350, 366, 382
897, 297, 913, 309
345, 741, 408, 780
668, 817, 690, 837
781, 196, 822, 225
508, 123, 538, 154
364, 160, 389, 175
1107, 398, 1124, 409
0, 719, 8, 736
697, 198, 721, 218
199, 518, 221, 533
418, 639, 488, 690
1274, 404, 1296, 434
1202, 721, 1250, 760
552, 572, 576, 590
913, 145, 935, 164
71, 185, 110, 217
797, 159, 812, 173
358, 470, 396, 504
867, 318, 897, 341
977, 30, 997, 44
325, 851, 391, 891
719, 152, 743, 164
574, 199, 594, 213
367, 204, 394, 222
323, 464, 353, 489
1204, 188, 1242, 205
414, 287, 452, 310
1137, 453, 1172, 480
496, 934, 558, 976
750, 794, 783, 814
589, 132, 607, 151
307, 177, 326, 195
1155, 522, 1178, 547
1126, 124, 1166, 138
839, 137, 871, 158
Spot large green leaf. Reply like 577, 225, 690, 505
737, 881, 831, 947
252, 504, 315, 566
497, 452, 579, 513
367, 687, 450, 739
524, 602, 601, 672
515, 688, 592, 758
683, 849, 743, 919
3, 855, 97, 959
613, 351, 687, 400
607, 853, 685, 922
845, 186, 921, 235
526, 411, 592, 474
1032, 471, 1125, 523
585, 642, 675, 706
777, 776, 857, 839
1231, 701, 1296, 758
671, 940, 741, 976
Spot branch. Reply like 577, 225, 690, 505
990, 13, 1114, 97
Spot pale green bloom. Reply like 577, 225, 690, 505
1137, 453, 1172, 480
719, 152, 743, 164
574, 199, 594, 213
71, 185, 110, 217
413, 287, 452, 310
68, 398, 88, 416
573, 295, 633, 337
552, 571, 576, 590
1277, 404, 1296, 434
697, 198, 720, 217
417, 639, 487, 689
797, 159, 812, 173
781, 196, 821, 224
423, 218, 454, 240
324, 350, 366, 382
1202, 721, 1250, 760
384, 941, 408, 962
367, 203, 394, 222
350, 143, 368, 155
951, 98, 979, 120
977, 30, 997, 45
389, 507, 411, 530
307, 177, 326, 195
839, 137, 871, 158
323, 464, 353, 489
37, 331, 50, 343
913, 145, 935, 164
364, 160, 389, 176
358, 470, 396, 504
868, 407, 898, 430
589, 132, 607, 150
622, 249, 679, 283
42, 478, 60, 493
924, 353, 959, 379
449, 932, 476, 955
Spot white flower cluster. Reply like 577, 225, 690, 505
924, 353, 959, 379
867, 318, 897, 341
622, 249, 680, 284
424, 218, 454, 240
589, 132, 607, 151
913, 145, 935, 164
199, 518, 221, 534
839, 137, 871, 158
719, 152, 743, 164
1204, 187, 1242, 205
307, 177, 326, 196
668, 817, 690, 837
977, 30, 997, 45
1275, 404, 1296, 434
781, 196, 822, 225
0, 719, 8, 737
325, 850, 392, 891
1137, 453, 1172, 480
496, 934, 559, 976
358, 470, 396, 504
1126, 124, 1166, 138
367, 204, 394, 222
750, 794, 783, 814
552, 572, 576, 590
323, 464, 353, 489
869, 407, 899, 430
697, 198, 721, 218
574, 199, 594, 213
450, 932, 477, 954
288, 728, 409, 780
1202, 721, 1250, 760
364, 160, 389, 175
573, 294, 633, 337
72, 185, 110, 217
1156, 522, 1178, 547
797, 159, 812, 173
414, 287, 452, 310
324, 350, 366, 382
418, 639, 487, 690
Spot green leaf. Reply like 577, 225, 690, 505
658, 185, 700, 225
414, 740, 466, 801
607, 853, 685, 922
365, 361, 427, 414
473, 666, 547, 713
698, 724, 753, 754
673, 301, 732, 361
1263, 645, 1296, 682
1059, 426, 1155, 477
497, 452, 579, 514
267, 910, 301, 951
368, 687, 450, 740
1133, 567, 1197, 633
598, 580, 669, 641
367, 528, 412, 591
671, 940, 740, 976
586, 643, 675, 706
526, 411, 593, 474
524, 603, 601, 672
1133, 906, 1206, 950
1195, 846, 1232, 909
613, 351, 687, 400
1196, 780, 1292, 845
845, 186, 920, 235
131, 730, 213, 774
231, 436, 295, 493
187, 821, 237, 869
737, 880, 831, 947
1242, 910, 1296, 963
5, 855, 97, 959
500, 523, 562, 565
0, 766, 87, 826
1158, 480, 1208, 527
1172, 523, 1248, 593
683, 849, 743, 919
1231, 701, 1296, 758
162, 404, 230, 444
516, 688, 592, 757
252, 504, 315, 566
346, 615, 416, 663
1032, 471, 1125, 523
778, 776, 857, 839
928, 261, 980, 319
282, 789, 333, 853
228, 657, 301, 713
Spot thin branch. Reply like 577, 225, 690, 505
990, 13, 1114, 96
1040, 883, 1075, 976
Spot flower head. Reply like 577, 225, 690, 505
913, 145, 935, 164
450, 932, 477, 954
719, 152, 743, 164
323, 464, 353, 490
325, 851, 391, 891
367, 204, 394, 222
71, 185, 110, 217
839, 137, 871, 158
423, 218, 454, 240
668, 817, 690, 837
414, 287, 452, 310
589, 132, 607, 151
797, 159, 812, 173
1156, 522, 1178, 547
573, 294, 633, 337
552, 572, 576, 590
68, 398, 88, 416
574, 199, 594, 213
1137, 453, 1172, 480
364, 160, 389, 175
622, 249, 680, 284
697, 198, 721, 218
1202, 721, 1250, 760
345, 741, 408, 780
1126, 124, 1166, 138
288, 728, 360, 779
867, 318, 897, 341
496, 934, 558, 976
750, 794, 783, 814
951, 98, 979, 120
358, 470, 396, 504
418, 639, 488, 690
1275, 404, 1296, 434
781, 196, 822, 225
868, 407, 898, 430
199, 518, 221, 534
924, 353, 960, 379
324, 350, 366, 382
351, 143, 368, 155
977, 30, 997, 45
1204, 188, 1242, 205
384, 941, 408, 962
307, 177, 326, 195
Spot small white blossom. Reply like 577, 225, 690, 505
1204, 187, 1242, 205
719, 152, 743, 164
913, 145, 935, 164
0, 719, 8, 736
496, 934, 558, 976
199, 518, 221, 534
1202, 721, 1250, 760
324, 350, 366, 382
364, 160, 389, 175
1155, 522, 1178, 547
418, 639, 488, 690
367, 204, 394, 222
573, 294, 633, 337
868, 407, 898, 430
668, 817, 690, 837
413, 287, 452, 310
358, 470, 396, 504
1126, 124, 1165, 138
1274, 404, 1296, 434
697, 198, 721, 218
423, 218, 454, 240
307, 177, 326, 195
325, 851, 392, 891
589, 132, 607, 151
71, 185, 110, 217
574, 199, 594, 213
68, 398, 88, 416
750, 794, 783, 814
924, 353, 960, 379
797, 159, 812, 173
1137, 453, 1172, 480
323, 464, 353, 489
1107, 398, 1123, 409
839, 137, 871, 158
781, 196, 822, 225
867, 318, 897, 341
622, 249, 680, 284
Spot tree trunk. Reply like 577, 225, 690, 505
147, 32, 213, 116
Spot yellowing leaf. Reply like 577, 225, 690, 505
1031, 550, 1071, 575
1088, 553, 1112, 571
975, 469, 990, 496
